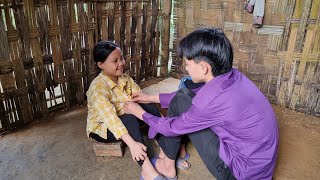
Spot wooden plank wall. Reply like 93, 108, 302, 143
0, 0, 171, 133
171, 0, 320, 117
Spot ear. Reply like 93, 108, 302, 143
97, 62, 103, 69
200, 62, 209, 75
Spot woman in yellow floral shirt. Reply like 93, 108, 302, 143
86, 41, 166, 180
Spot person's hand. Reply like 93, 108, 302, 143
128, 141, 147, 161
123, 102, 146, 120
131, 91, 153, 103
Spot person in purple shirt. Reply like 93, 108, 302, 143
124, 27, 279, 180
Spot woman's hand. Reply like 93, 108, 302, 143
121, 134, 147, 162
132, 92, 159, 104
128, 141, 148, 162
123, 102, 146, 120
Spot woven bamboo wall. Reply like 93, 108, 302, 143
171, 0, 320, 117
0, 0, 171, 133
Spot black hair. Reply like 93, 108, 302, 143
93, 41, 119, 64
178, 27, 233, 76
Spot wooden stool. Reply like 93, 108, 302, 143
93, 141, 124, 157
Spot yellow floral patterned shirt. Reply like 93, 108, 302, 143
86, 73, 140, 140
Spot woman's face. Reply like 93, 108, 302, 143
98, 47, 125, 78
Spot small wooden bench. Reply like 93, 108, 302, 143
93, 141, 124, 157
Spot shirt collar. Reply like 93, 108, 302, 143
99, 73, 128, 89
206, 68, 239, 90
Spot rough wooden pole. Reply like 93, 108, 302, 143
160, 0, 172, 77
0, 10, 11, 131
87, 2, 98, 86
280, 0, 296, 51
11, 0, 33, 123
25, 0, 48, 118
294, 0, 313, 53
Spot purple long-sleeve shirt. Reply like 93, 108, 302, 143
142, 69, 279, 180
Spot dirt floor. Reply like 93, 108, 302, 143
0, 78, 320, 180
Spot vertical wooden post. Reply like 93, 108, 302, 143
114, 2, 121, 45
0, 9, 11, 131
135, 2, 143, 82
150, 0, 159, 77
145, 1, 152, 79
153, 0, 161, 77
140, 1, 150, 80
57, 0, 75, 108
294, 0, 313, 53
160, 0, 172, 77
87, 2, 99, 86
107, 2, 115, 41
131, 2, 139, 82
120, 1, 126, 51
10, 0, 32, 124
25, 0, 48, 118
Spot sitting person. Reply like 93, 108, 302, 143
124, 27, 279, 180
86, 41, 189, 180
244, 0, 265, 28
86, 41, 165, 180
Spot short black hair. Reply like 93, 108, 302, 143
178, 27, 233, 76
93, 41, 119, 64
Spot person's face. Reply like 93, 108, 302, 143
97, 47, 125, 78
184, 59, 204, 83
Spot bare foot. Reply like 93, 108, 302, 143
176, 158, 191, 170
178, 144, 187, 158
153, 157, 176, 178
141, 159, 162, 180
159, 148, 165, 159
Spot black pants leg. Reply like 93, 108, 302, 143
156, 88, 195, 160
188, 129, 236, 180
163, 88, 236, 180
90, 103, 161, 166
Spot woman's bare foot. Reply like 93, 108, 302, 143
141, 158, 162, 180
158, 148, 165, 159
153, 157, 176, 178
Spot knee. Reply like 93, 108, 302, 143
140, 103, 161, 117
176, 88, 195, 99
168, 89, 194, 114
170, 89, 195, 108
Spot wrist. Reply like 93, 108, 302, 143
150, 95, 160, 103
139, 110, 146, 120
121, 134, 135, 147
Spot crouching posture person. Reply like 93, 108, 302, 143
86, 41, 166, 180
124, 28, 279, 180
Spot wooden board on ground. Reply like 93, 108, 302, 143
93, 141, 124, 157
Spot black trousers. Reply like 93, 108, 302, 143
157, 88, 236, 180
89, 103, 161, 166
155, 88, 195, 160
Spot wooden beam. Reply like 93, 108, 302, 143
160, 0, 171, 77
